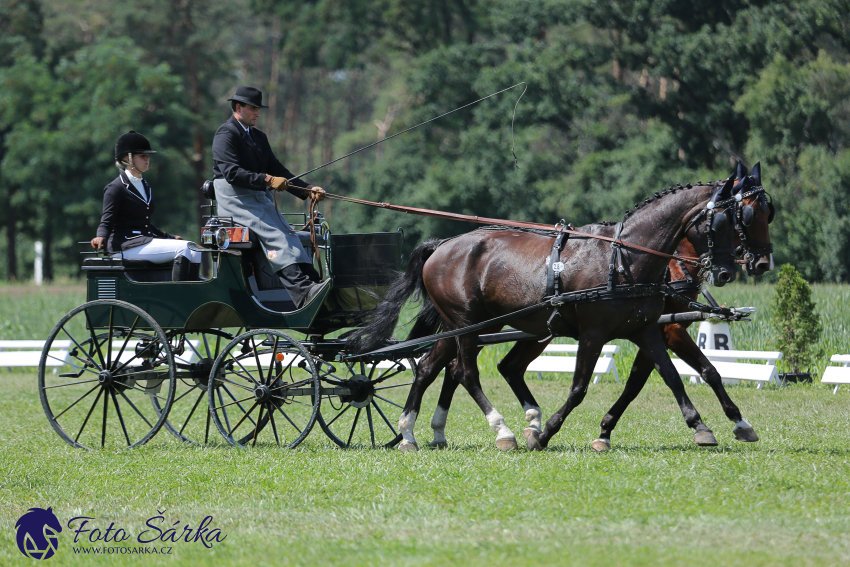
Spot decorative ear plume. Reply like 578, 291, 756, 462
751, 161, 762, 185
708, 176, 735, 208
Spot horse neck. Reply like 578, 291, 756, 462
669, 239, 699, 282
619, 185, 712, 278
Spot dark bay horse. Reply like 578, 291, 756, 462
590, 164, 775, 448
352, 179, 740, 450
425, 163, 776, 452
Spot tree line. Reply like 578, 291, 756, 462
2, 0, 849, 282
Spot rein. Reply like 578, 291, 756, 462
324, 192, 706, 266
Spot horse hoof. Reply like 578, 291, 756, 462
694, 430, 719, 446
591, 438, 611, 452
523, 428, 545, 451
429, 440, 448, 449
496, 438, 519, 451
733, 426, 759, 442
398, 440, 419, 452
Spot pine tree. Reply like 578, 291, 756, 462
770, 264, 822, 374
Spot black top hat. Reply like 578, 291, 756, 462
114, 131, 156, 160
227, 86, 268, 109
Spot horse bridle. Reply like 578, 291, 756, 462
731, 184, 774, 271
680, 196, 737, 282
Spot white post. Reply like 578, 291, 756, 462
697, 320, 737, 385
34, 241, 43, 286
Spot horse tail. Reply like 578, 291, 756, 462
348, 238, 443, 354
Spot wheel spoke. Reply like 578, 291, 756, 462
83, 309, 107, 369
179, 390, 206, 436
269, 394, 313, 408
204, 410, 212, 444
172, 386, 198, 404
271, 405, 303, 435
110, 387, 132, 446
268, 408, 282, 447
112, 340, 161, 376
227, 401, 259, 437
231, 355, 261, 387
374, 382, 413, 391
251, 404, 265, 447
46, 352, 100, 376
215, 376, 254, 392
114, 380, 168, 403
347, 407, 362, 446
372, 394, 404, 409
371, 399, 398, 436
117, 389, 153, 428
323, 404, 351, 428
213, 394, 256, 411
100, 385, 110, 447
222, 386, 258, 426
75, 387, 104, 443
250, 336, 264, 383
216, 388, 232, 434
43, 378, 99, 390
61, 327, 102, 371
367, 405, 375, 447
106, 306, 115, 369
266, 336, 280, 385
53, 384, 100, 420
111, 316, 140, 371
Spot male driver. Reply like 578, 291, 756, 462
212, 85, 328, 308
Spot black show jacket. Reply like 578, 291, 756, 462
212, 116, 312, 199
96, 171, 171, 254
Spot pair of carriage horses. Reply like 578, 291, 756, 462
350, 162, 774, 451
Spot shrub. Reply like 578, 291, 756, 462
770, 264, 822, 373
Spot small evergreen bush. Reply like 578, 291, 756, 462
770, 264, 822, 373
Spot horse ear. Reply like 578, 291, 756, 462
718, 176, 735, 200
736, 161, 745, 180
750, 161, 762, 185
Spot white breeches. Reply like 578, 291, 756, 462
113, 239, 201, 264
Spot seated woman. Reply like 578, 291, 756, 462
90, 131, 202, 281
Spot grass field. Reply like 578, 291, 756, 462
1, 282, 849, 566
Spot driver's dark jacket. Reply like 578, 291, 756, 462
95, 171, 171, 254
211, 116, 311, 197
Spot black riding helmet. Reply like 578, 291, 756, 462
114, 131, 157, 160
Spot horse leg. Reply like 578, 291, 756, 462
455, 335, 518, 451
528, 335, 606, 450
496, 340, 548, 446
593, 348, 656, 452
429, 362, 461, 449
397, 338, 457, 451
631, 325, 718, 446
669, 326, 758, 442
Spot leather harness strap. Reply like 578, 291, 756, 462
325, 193, 705, 266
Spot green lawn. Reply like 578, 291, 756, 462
1, 283, 849, 566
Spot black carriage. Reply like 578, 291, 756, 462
38, 188, 421, 450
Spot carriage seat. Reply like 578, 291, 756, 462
81, 257, 172, 282
247, 275, 296, 312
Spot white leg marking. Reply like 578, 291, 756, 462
399, 410, 418, 446
430, 406, 448, 444
523, 404, 542, 432
734, 418, 752, 430
486, 409, 516, 441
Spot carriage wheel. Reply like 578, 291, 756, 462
208, 330, 320, 448
38, 300, 175, 449
153, 329, 234, 444
315, 356, 415, 448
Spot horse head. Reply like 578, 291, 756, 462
733, 161, 774, 276
682, 176, 739, 287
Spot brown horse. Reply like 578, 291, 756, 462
423, 164, 774, 452
351, 178, 740, 450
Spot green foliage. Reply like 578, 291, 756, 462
770, 264, 823, 373
3, 0, 850, 282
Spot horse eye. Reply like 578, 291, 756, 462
742, 205, 754, 227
